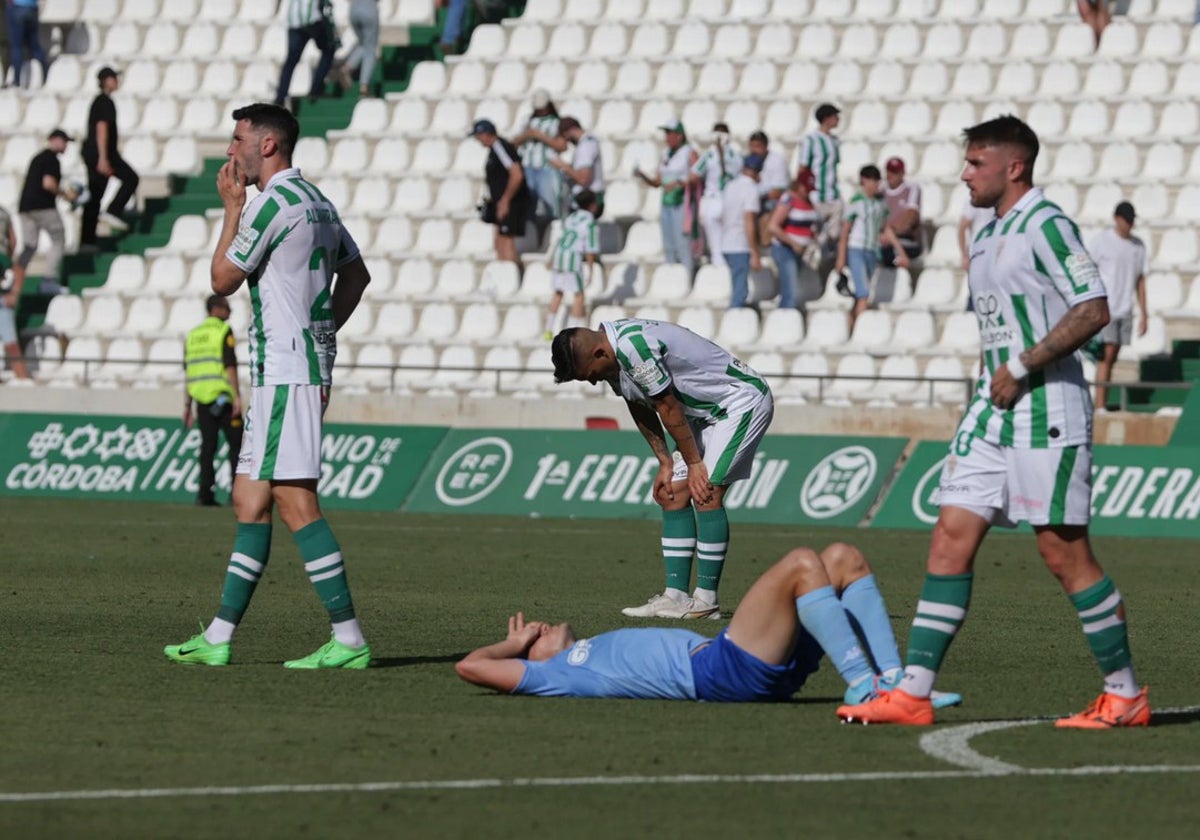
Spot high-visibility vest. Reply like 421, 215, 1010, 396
185, 316, 235, 404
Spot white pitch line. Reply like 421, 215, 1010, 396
921, 705, 1200, 773
6, 764, 1200, 804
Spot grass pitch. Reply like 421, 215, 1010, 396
4, 498, 1200, 839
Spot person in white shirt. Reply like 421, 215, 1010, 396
881, 156, 923, 265
635, 120, 698, 275
719, 155, 764, 309
1088, 201, 1148, 412
747, 130, 789, 212
548, 116, 605, 218
690, 122, 741, 268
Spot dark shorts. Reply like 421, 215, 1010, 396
690, 629, 822, 703
482, 201, 527, 237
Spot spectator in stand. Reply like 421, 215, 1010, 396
543, 190, 600, 340
469, 118, 528, 265
511, 89, 561, 223
81, 68, 139, 251
690, 122, 741, 268
720, 154, 763, 309
0, 204, 28, 380
635, 119, 698, 275
16, 129, 75, 303
273, 0, 337, 105
6, 0, 48, 88
836, 165, 908, 332
339, 0, 379, 97
548, 117, 605, 218
1089, 201, 1148, 412
747, 130, 789, 215
799, 103, 843, 256
767, 168, 822, 311
881, 157, 923, 267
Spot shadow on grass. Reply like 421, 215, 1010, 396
1150, 707, 1200, 727
370, 653, 469, 668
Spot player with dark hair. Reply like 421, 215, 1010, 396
551, 319, 773, 620
839, 115, 1148, 728
458, 541, 962, 711
164, 102, 373, 669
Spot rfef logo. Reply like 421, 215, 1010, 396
434, 437, 513, 506
800, 446, 878, 519
911, 456, 948, 525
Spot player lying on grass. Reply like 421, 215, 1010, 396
456, 542, 961, 708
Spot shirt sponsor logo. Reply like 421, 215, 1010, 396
629, 360, 664, 390
1065, 252, 1099, 289
567, 639, 592, 666
232, 226, 259, 256
434, 437, 514, 506
799, 446, 878, 519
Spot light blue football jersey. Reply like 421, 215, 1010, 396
515, 628, 709, 700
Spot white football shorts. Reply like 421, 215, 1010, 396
237, 384, 328, 481
671, 393, 775, 486
551, 269, 586, 295
934, 433, 1092, 527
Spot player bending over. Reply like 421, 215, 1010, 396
457, 542, 961, 708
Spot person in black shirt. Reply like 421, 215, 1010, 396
468, 119, 527, 265
80, 67, 139, 248
16, 128, 76, 300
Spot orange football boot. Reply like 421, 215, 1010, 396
1055, 686, 1151, 729
837, 688, 935, 726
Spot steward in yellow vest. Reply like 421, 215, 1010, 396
183, 295, 242, 507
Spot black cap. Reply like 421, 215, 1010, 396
48, 128, 73, 142
815, 102, 841, 122
1114, 201, 1136, 223
97, 66, 119, 82
468, 118, 497, 137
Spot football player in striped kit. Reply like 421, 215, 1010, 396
839, 115, 1149, 728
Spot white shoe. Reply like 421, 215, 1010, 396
100, 212, 129, 231
621, 593, 721, 620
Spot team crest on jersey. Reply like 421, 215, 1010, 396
567, 639, 592, 666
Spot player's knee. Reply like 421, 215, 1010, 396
779, 547, 823, 576
821, 542, 869, 581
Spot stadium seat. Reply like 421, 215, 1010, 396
407, 62, 447, 96
923, 22, 963, 58
655, 61, 695, 97
889, 310, 937, 353
371, 138, 411, 175
372, 302, 416, 340
448, 62, 487, 97
81, 295, 125, 335
413, 220, 454, 255
779, 61, 822, 97
343, 342, 395, 390
875, 354, 924, 404
1165, 275, 1200, 319
933, 310, 980, 355
476, 345, 523, 393
781, 353, 828, 402
478, 261, 519, 301
508, 24, 547, 58
800, 309, 849, 351
44, 294, 85, 334
1155, 229, 1198, 267
494, 304, 542, 345
394, 344, 437, 388
1131, 184, 1169, 222
435, 345, 481, 390
373, 216, 414, 254
798, 22, 837, 58
924, 355, 969, 406
847, 310, 893, 353
548, 23, 588, 57
411, 138, 453, 174
1158, 102, 1199, 139
1053, 22, 1094, 58
1128, 316, 1168, 358
121, 296, 166, 336
1128, 61, 1169, 97
627, 263, 691, 306
909, 61, 949, 97
714, 307, 760, 350
676, 306, 716, 341
691, 264, 732, 307
1112, 101, 1155, 139
434, 259, 478, 299
1173, 185, 1200, 223
467, 23, 507, 57
753, 308, 804, 348
756, 23, 795, 56
621, 222, 663, 260
1144, 272, 1184, 314
826, 353, 876, 402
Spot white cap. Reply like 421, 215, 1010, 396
532, 88, 551, 108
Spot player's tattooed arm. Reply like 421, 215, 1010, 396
627, 399, 672, 463
1020, 297, 1110, 373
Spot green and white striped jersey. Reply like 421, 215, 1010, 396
285, 0, 327, 28
958, 188, 1107, 449
798, 129, 840, 202
226, 167, 360, 388
519, 114, 560, 169
845, 192, 888, 254
691, 143, 742, 195
551, 208, 599, 276
602, 318, 770, 423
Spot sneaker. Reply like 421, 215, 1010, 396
1055, 686, 1150, 729
283, 635, 371, 670
837, 688, 934, 725
100, 211, 129, 231
930, 690, 964, 710
683, 596, 721, 621
164, 631, 230, 666
621, 592, 693, 619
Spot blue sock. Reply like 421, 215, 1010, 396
796, 585, 873, 686
840, 574, 902, 674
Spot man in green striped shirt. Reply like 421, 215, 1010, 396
551, 318, 774, 620
165, 103, 374, 672
799, 102, 843, 253
839, 115, 1149, 729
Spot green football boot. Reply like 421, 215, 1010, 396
164, 631, 230, 666
283, 635, 371, 670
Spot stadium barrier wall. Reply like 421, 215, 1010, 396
872, 440, 1200, 538
0, 413, 447, 511
401, 428, 907, 527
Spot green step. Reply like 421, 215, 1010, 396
1174, 340, 1200, 360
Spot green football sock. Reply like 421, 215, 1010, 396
695, 507, 730, 596
215, 522, 272, 625
295, 518, 357, 623
1069, 575, 1133, 675
904, 572, 973, 697
660, 507, 697, 593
